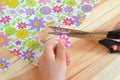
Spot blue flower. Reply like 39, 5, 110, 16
0, 58, 10, 71
64, 6, 74, 13
40, 6, 51, 15
72, 14, 86, 27
21, 50, 35, 61
29, 17, 45, 31
25, 8, 35, 16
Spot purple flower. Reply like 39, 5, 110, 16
29, 17, 45, 31
21, 50, 35, 61
81, 4, 93, 12
0, 58, 10, 70
64, 6, 74, 13
73, 14, 86, 26
25, 8, 35, 16
15, 40, 22, 46
40, 6, 51, 15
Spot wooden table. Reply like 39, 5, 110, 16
1, 0, 120, 80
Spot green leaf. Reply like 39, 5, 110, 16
8, 45, 14, 49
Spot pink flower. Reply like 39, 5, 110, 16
17, 22, 27, 29
0, 32, 11, 47
38, 0, 51, 4
56, 35, 71, 47
0, 16, 11, 24
10, 49, 21, 56
53, 6, 62, 13
63, 18, 74, 26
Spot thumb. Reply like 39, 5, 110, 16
56, 42, 66, 61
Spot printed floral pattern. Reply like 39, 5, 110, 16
0, 32, 11, 47
0, 58, 10, 71
0, 0, 100, 66
21, 50, 35, 61
0, 16, 11, 24
10, 49, 21, 56
29, 17, 45, 31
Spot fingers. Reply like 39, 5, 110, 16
56, 42, 66, 61
111, 45, 118, 51
66, 52, 71, 66
43, 43, 55, 60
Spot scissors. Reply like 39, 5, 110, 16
48, 26, 120, 53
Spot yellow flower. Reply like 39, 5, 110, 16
16, 29, 29, 39
0, 0, 9, 6
8, 0, 19, 8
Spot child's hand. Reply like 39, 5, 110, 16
38, 43, 71, 80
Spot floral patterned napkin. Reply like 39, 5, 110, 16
0, 0, 100, 70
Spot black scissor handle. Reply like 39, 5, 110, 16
107, 29, 120, 39
99, 39, 120, 53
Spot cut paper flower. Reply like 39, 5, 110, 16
21, 50, 35, 61
10, 49, 21, 56
56, 35, 71, 47
63, 18, 74, 26
0, 58, 10, 71
73, 14, 86, 27
0, 32, 11, 47
40, 6, 51, 15
29, 17, 45, 31
0, 16, 11, 24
